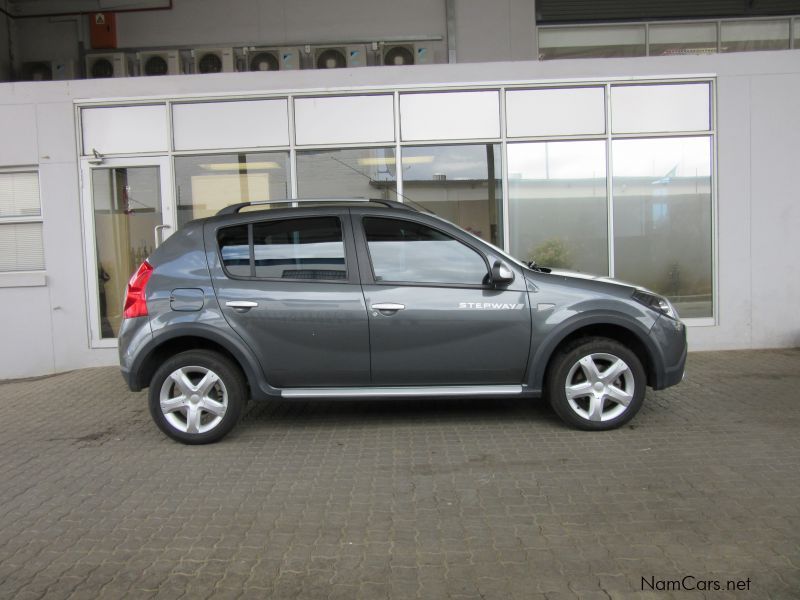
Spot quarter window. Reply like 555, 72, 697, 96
364, 217, 487, 285
217, 225, 250, 277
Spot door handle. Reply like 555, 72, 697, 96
371, 303, 405, 314
154, 224, 171, 249
225, 300, 258, 312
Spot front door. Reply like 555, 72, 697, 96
353, 213, 532, 386
81, 157, 174, 345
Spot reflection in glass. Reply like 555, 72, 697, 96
400, 144, 503, 246
296, 147, 397, 201
612, 137, 712, 318
252, 217, 346, 280
174, 152, 289, 228
721, 19, 790, 52
92, 167, 162, 338
508, 141, 608, 275
649, 22, 718, 56
539, 25, 646, 59
364, 218, 487, 285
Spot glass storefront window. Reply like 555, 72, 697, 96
649, 22, 718, 56
612, 137, 712, 318
720, 19, 791, 52
92, 166, 163, 338
538, 25, 646, 59
296, 147, 398, 201
508, 140, 608, 275
174, 152, 290, 228
400, 144, 503, 246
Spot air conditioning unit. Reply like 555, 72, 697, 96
192, 47, 235, 74
313, 45, 367, 69
85, 52, 130, 78
381, 43, 433, 66
137, 50, 181, 76
244, 47, 300, 71
19, 59, 76, 81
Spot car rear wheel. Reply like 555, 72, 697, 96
148, 350, 246, 444
546, 337, 646, 430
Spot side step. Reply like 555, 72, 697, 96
281, 385, 523, 399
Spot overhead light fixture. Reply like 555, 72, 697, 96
357, 156, 434, 166
199, 162, 281, 171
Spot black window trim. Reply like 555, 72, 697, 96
216, 215, 351, 284
360, 215, 492, 289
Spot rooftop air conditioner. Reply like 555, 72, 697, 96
19, 59, 76, 81
192, 47, 235, 74
85, 52, 130, 78
382, 43, 433, 66
137, 50, 181, 76
245, 47, 300, 71
313, 45, 367, 69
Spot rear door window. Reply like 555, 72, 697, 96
253, 217, 346, 280
217, 217, 347, 281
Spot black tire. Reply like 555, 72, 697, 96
546, 337, 646, 431
148, 349, 246, 444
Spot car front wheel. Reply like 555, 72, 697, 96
546, 337, 646, 430
148, 350, 246, 444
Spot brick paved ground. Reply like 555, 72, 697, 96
0, 349, 798, 600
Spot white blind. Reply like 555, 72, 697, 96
0, 223, 45, 271
0, 172, 41, 218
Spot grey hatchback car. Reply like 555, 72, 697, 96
119, 198, 686, 444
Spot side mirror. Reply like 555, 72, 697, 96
490, 260, 515, 285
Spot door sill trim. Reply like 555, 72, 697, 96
281, 385, 523, 399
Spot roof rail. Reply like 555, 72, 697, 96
215, 197, 415, 216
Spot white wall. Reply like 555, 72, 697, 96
0, 50, 799, 379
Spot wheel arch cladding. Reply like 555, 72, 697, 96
131, 328, 261, 397
530, 316, 661, 393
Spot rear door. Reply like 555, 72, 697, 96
352, 211, 532, 386
208, 208, 371, 387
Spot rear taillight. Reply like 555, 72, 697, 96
123, 261, 153, 319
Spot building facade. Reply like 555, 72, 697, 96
0, 2, 799, 379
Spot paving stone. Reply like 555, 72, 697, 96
0, 349, 798, 598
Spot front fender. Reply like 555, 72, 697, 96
525, 311, 662, 393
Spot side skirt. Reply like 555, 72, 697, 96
281, 385, 526, 399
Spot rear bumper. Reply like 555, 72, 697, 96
650, 315, 688, 390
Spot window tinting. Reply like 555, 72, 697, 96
218, 225, 251, 277
253, 217, 346, 280
364, 218, 487, 285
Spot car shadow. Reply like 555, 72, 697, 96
239, 395, 560, 430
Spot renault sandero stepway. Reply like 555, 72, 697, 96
119, 198, 687, 444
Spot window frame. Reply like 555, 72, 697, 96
357, 214, 492, 289
0, 168, 45, 275
215, 214, 354, 284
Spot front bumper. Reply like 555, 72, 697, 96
650, 315, 688, 390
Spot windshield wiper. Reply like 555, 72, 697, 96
526, 260, 551, 274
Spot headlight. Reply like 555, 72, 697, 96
632, 290, 679, 320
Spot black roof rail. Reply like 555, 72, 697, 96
215, 197, 415, 216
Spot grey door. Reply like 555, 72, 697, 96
354, 214, 531, 386
210, 211, 370, 387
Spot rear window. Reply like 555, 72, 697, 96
217, 217, 346, 281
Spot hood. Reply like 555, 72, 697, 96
545, 268, 640, 290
